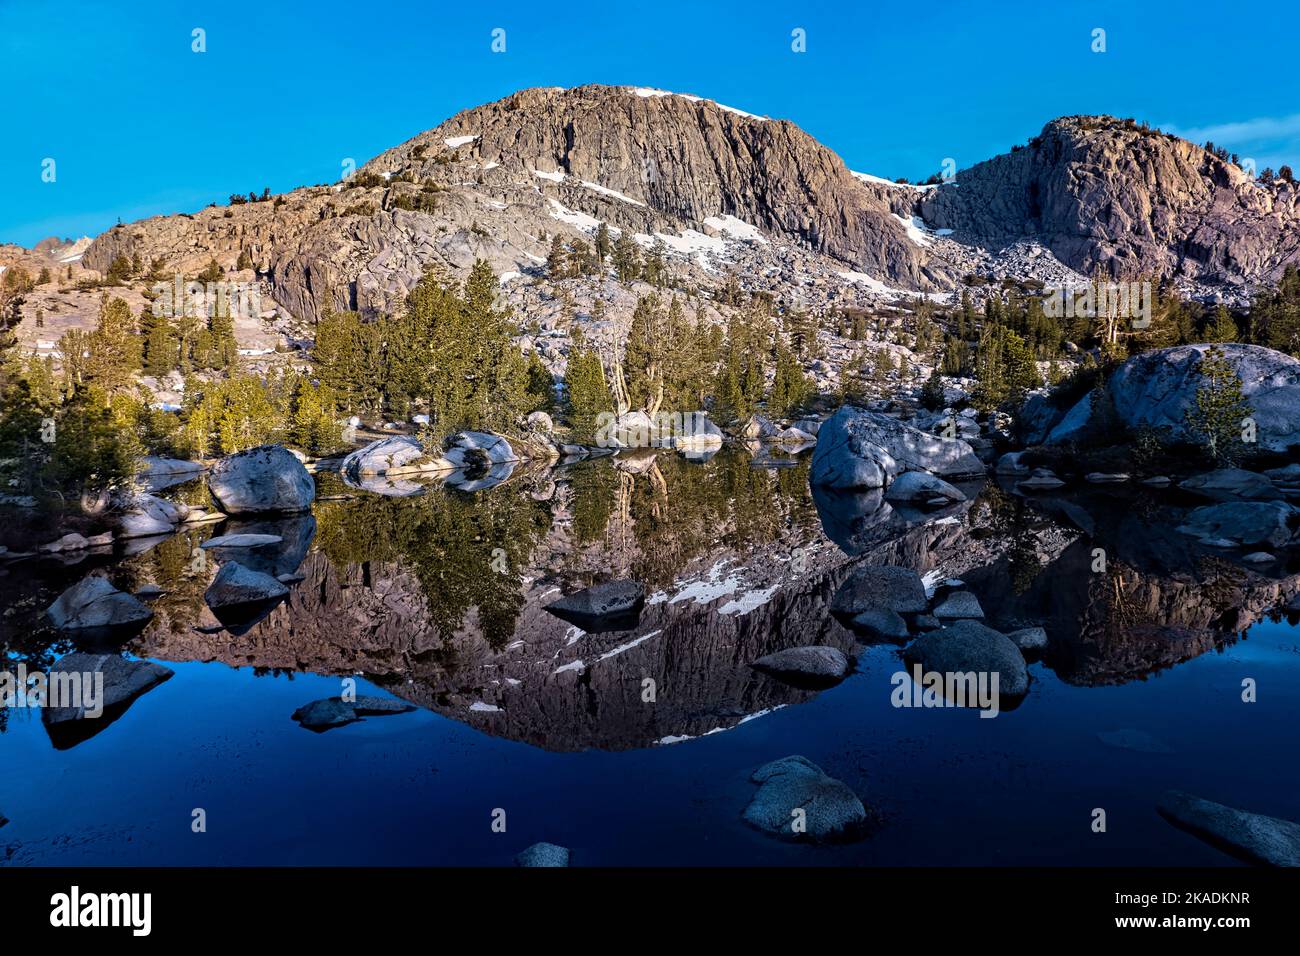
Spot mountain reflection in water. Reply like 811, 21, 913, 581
3, 448, 1300, 865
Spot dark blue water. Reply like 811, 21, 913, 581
3, 453, 1298, 866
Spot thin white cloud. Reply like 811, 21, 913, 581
1164, 113, 1300, 149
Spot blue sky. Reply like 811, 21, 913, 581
3, 0, 1297, 247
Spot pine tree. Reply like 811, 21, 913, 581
287, 375, 340, 455
45, 385, 139, 499
1185, 346, 1251, 465
1204, 304, 1238, 342
313, 309, 383, 413
563, 334, 613, 443
920, 367, 945, 411
85, 294, 141, 393
525, 350, 554, 412
768, 342, 811, 418
142, 308, 179, 376
547, 235, 570, 279
624, 294, 666, 414
594, 223, 612, 265
612, 234, 641, 283
209, 294, 239, 370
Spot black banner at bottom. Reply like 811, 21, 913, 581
0, 866, 1288, 939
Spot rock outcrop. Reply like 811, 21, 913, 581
208, 445, 315, 514
743, 755, 869, 843
46, 576, 153, 631
921, 115, 1300, 287
1107, 344, 1300, 453
811, 406, 984, 489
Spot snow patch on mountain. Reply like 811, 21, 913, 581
630, 86, 767, 121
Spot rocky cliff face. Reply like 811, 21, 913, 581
77, 100, 1300, 331
81, 85, 954, 325
921, 115, 1300, 287
366, 85, 932, 283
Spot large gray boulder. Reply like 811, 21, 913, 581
46, 576, 154, 631
1178, 468, 1282, 502
446, 431, 518, 468
203, 560, 290, 609
1158, 790, 1300, 866
752, 646, 851, 686
342, 436, 453, 478
743, 755, 868, 843
117, 492, 187, 538
1108, 344, 1300, 453
516, 842, 571, 867
831, 565, 928, 616
42, 652, 173, 725
544, 580, 644, 632
209, 445, 314, 514
673, 414, 724, 449
903, 620, 1030, 699
811, 407, 984, 489
1176, 501, 1300, 549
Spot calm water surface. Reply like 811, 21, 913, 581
2, 449, 1298, 865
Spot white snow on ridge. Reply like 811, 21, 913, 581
596, 630, 663, 663
444, 134, 478, 149
631, 86, 767, 121
894, 213, 933, 247
579, 180, 646, 207
837, 270, 900, 296
837, 270, 953, 304
534, 168, 566, 182
702, 214, 768, 244
850, 170, 940, 193
547, 198, 601, 231
718, 586, 779, 616
635, 229, 726, 258
893, 213, 953, 247
921, 568, 946, 598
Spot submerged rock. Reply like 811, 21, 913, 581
1179, 468, 1282, 502
516, 842, 571, 867
1158, 790, 1300, 866
850, 607, 910, 642
1006, 626, 1048, 651
884, 470, 967, 504
752, 646, 850, 686
903, 621, 1029, 699
200, 533, 283, 549
46, 576, 153, 631
544, 580, 644, 632
209, 444, 315, 514
203, 560, 289, 609
42, 652, 173, 725
831, 565, 928, 616
292, 694, 416, 731
1097, 729, 1172, 753
1177, 501, 1300, 549
292, 698, 357, 730
743, 755, 868, 843
39, 533, 91, 553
